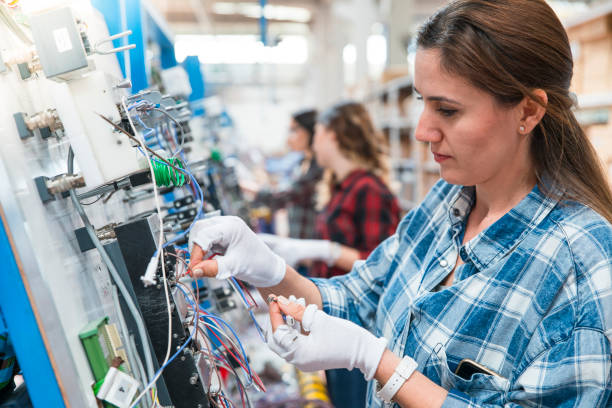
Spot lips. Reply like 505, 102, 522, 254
433, 152, 451, 163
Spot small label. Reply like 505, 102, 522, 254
53, 27, 73, 53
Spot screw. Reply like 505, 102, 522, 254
173, 333, 178, 339
181, 356, 186, 361
189, 373, 198, 385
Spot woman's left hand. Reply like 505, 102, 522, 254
266, 295, 388, 380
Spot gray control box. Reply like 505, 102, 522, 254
29, 7, 88, 79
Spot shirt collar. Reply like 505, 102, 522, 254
335, 168, 369, 191
449, 183, 560, 271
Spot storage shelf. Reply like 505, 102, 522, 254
364, 74, 442, 212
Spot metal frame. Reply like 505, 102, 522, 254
0, 158, 67, 407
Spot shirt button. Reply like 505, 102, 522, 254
459, 248, 468, 261
453, 208, 461, 217
439, 259, 448, 267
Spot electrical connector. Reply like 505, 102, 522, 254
96, 367, 139, 408
141, 255, 159, 286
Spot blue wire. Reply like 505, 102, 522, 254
230, 278, 251, 306
230, 277, 266, 342
131, 325, 196, 407
249, 310, 265, 342
174, 284, 255, 384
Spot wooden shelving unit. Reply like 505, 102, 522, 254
366, 75, 440, 212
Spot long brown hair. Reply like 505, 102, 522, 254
417, 0, 612, 223
316, 101, 389, 207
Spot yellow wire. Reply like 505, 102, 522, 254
150, 388, 159, 407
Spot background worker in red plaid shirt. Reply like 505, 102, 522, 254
260, 101, 400, 408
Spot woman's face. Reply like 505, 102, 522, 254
287, 119, 310, 153
312, 123, 337, 168
414, 48, 530, 187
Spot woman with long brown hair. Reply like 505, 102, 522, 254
188, 0, 612, 406
260, 101, 400, 280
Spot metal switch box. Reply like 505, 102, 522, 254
29, 7, 88, 79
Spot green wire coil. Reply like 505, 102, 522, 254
152, 157, 186, 187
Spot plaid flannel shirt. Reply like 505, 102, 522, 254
311, 169, 400, 278
256, 159, 323, 239
312, 179, 612, 407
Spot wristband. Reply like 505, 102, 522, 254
375, 355, 418, 403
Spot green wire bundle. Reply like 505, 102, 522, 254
152, 157, 186, 187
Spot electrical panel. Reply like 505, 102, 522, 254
0, 2, 274, 408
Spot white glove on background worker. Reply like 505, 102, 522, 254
266, 295, 388, 380
188, 216, 286, 287
258, 234, 342, 268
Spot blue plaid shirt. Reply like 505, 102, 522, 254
312, 180, 612, 407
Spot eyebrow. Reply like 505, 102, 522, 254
414, 87, 462, 105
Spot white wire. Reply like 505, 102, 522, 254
123, 96, 174, 407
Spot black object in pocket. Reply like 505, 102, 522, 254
455, 358, 501, 380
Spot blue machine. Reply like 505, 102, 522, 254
91, 0, 177, 92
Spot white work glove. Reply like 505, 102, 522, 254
265, 295, 388, 380
258, 234, 342, 268
188, 216, 286, 287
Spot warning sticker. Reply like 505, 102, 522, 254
53, 27, 73, 53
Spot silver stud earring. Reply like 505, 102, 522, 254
519, 125, 526, 133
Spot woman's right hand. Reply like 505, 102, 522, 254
188, 216, 287, 287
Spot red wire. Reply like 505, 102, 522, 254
202, 317, 266, 391
198, 253, 267, 392
236, 279, 258, 308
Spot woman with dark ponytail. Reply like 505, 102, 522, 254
188, 1, 612, 406
254, 109, 323, 240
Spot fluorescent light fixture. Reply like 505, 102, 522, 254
212, 2, 311, 23
367, 34, 387, 79
175, 34, 308, 64
343, 43, 357, 65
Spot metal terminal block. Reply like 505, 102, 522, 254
26, 109, 64, 133
14, 109, 63, 140
46, 174, 86, 194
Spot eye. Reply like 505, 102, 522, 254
416, 95, 423, 101
437, 107, 457, 117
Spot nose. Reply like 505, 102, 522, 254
414, 111, 443, 144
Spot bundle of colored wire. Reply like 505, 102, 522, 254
123, 96, 172, 408
151, 157, 186, 187
176, 282, 255, 407
229, 278, 265, 342
175, 284, 266, 392
129, 99, 205, 252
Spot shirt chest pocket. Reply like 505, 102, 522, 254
424, 346, 510, 405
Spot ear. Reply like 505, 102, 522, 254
519, 89, 548, 134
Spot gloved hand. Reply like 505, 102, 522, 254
265, 295, 388, 380
188, 216, 286, 287
258, 234, 342, 268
